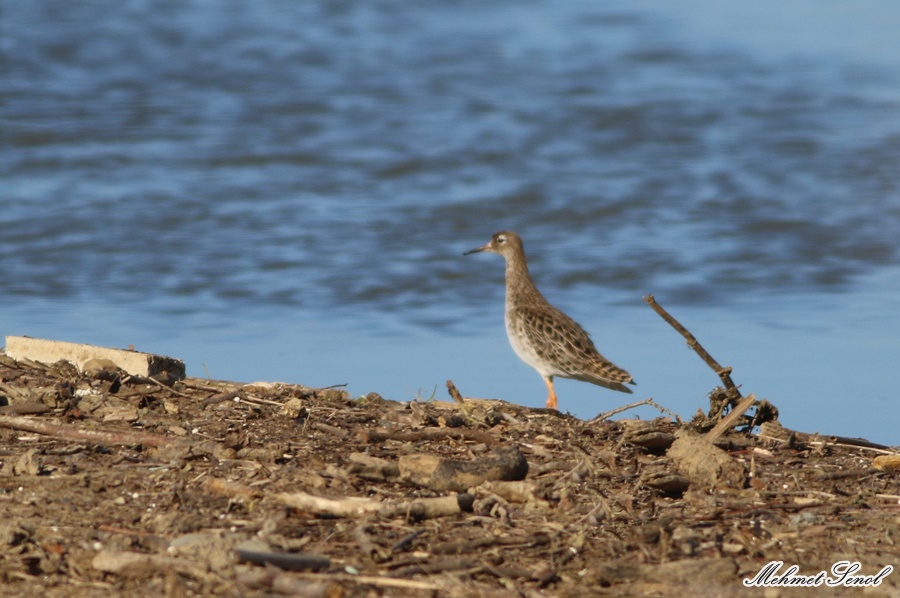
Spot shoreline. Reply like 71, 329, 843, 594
0, 343, 898, 596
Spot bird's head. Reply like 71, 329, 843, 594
464, 230, 523, 260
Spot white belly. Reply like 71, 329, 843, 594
505, 309, 557, 377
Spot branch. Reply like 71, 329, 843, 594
643, 294, 737, 392
273, 491, 474, 521
646, 398, 684, 423
591, 397, 682, 424
0, 414, 179, 448
705, 394, 756, 443
591, 398, 653, 422
0, 415, 222, 460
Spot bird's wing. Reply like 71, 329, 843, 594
515, 304, 634, 392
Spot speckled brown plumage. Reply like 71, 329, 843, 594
465, 230, 635, 410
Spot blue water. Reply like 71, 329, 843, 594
2, 1, 898, 443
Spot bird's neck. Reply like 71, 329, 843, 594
504, 252, 544, 306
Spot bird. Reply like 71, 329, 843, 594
464, 230, 635, 410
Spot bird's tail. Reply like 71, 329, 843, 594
573, 361, 635, 394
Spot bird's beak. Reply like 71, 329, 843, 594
463, 243, 490, 256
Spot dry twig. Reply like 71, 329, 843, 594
644, 294, 737, 392
591, 397, 654, 422
706, 394, 757, 443
0, 414, 180, 448
592, 397, 682, 424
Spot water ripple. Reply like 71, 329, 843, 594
1, 0, 898, 333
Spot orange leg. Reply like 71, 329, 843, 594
542, 376, 558, 410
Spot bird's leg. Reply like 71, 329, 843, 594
543, 376, 558, 410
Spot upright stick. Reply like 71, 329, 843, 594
643, 294, 738, 392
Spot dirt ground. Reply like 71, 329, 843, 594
0, 350, 898, 597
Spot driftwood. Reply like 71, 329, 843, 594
346, 446, 528, 492
268, 573, 444, 593
0, 402, 52, 415
273, 491, 474, 521
0, 414, 226, 461
309, 421, 349, 438
274, 493, 383, 517
759, 421, 895, 452
398, 445, 528, 492
0, 414, 180, 448
347, 453, 401, 482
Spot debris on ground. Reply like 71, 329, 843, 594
0, 342, 897, 597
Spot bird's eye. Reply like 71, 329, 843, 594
496, 235, 506, 244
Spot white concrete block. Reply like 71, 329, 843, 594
4, 336, 186, 380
